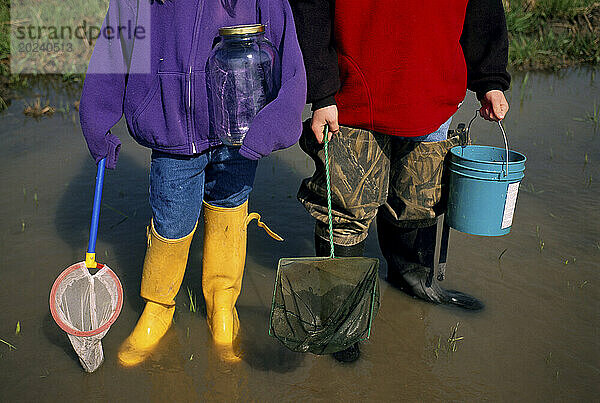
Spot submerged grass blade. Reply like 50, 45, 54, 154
187, 287, 197, 313
447, 322, 463, 353
433, 336, 441, 359
102, 203, 130, 218
498, 248, 508, 260
519, 72, 530, 103
536, 225, 545, 252
0, 338, 16, 350
587, 101, 599, 125
109, 216, 129, 230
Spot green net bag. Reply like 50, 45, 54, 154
269, 256, 379, 354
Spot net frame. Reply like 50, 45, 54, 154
49, 262, 123, 337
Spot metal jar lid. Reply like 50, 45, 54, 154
219, 24, 265, 36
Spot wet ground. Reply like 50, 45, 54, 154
0, 68, 598, 401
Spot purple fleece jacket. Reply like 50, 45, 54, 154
79, 0, 307, 169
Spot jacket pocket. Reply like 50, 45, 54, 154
132, 72, 188, 148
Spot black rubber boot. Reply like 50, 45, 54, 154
314, 233, 365, 363
376, 215, 484, 311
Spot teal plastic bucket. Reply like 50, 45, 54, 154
446, 132, 526, 236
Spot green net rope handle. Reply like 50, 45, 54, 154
323, 127, 335, 258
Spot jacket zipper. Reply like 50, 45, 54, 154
188, 65, 192, 110
187, 1, 204, 154
188, 65, 195, 153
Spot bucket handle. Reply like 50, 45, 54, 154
466, 110, 510, 177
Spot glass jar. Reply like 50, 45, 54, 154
207, 24, 281, 146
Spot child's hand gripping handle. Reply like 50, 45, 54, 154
85, 158, 106, 269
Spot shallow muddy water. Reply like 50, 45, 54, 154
0, 68, 598, 402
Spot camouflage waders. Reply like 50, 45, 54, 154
297, 120, 462, 246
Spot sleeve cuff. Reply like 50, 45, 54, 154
311, 95, 337, 111
476, 86, 503, 101
94, 131, 121, 169
473, 79, 510, 100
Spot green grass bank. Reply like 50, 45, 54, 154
505, 0, 600, 70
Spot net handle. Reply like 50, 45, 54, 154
323, 127, 335, 258
86, 158, 106, 268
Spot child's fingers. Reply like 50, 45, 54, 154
328, 119, 340, 135
313, 128, 325, 143
312, 121, 326, 143
479, 105, 492, 121
492, 101, 508, 121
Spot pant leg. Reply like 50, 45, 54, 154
297, 121, 390, 246
149, 150, 208, 239
379, 119, 461, 228
203, 145, 259, 207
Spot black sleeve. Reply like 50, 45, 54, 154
460, 0, 511, 100
289, 0, 339, 109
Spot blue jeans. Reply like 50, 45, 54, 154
406, 116, 452, 142
150, 146, 258, 239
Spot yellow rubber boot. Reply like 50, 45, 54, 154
202, 201, 282, 362
118, 221, 196, 367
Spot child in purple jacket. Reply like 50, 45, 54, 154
79, 0, 306, 365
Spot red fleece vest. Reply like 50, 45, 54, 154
333, 1, 469, 136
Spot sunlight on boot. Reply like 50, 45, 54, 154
117, 302, 175, 367
209, 308, 241, 363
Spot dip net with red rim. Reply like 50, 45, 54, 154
50, 262, 123, 372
